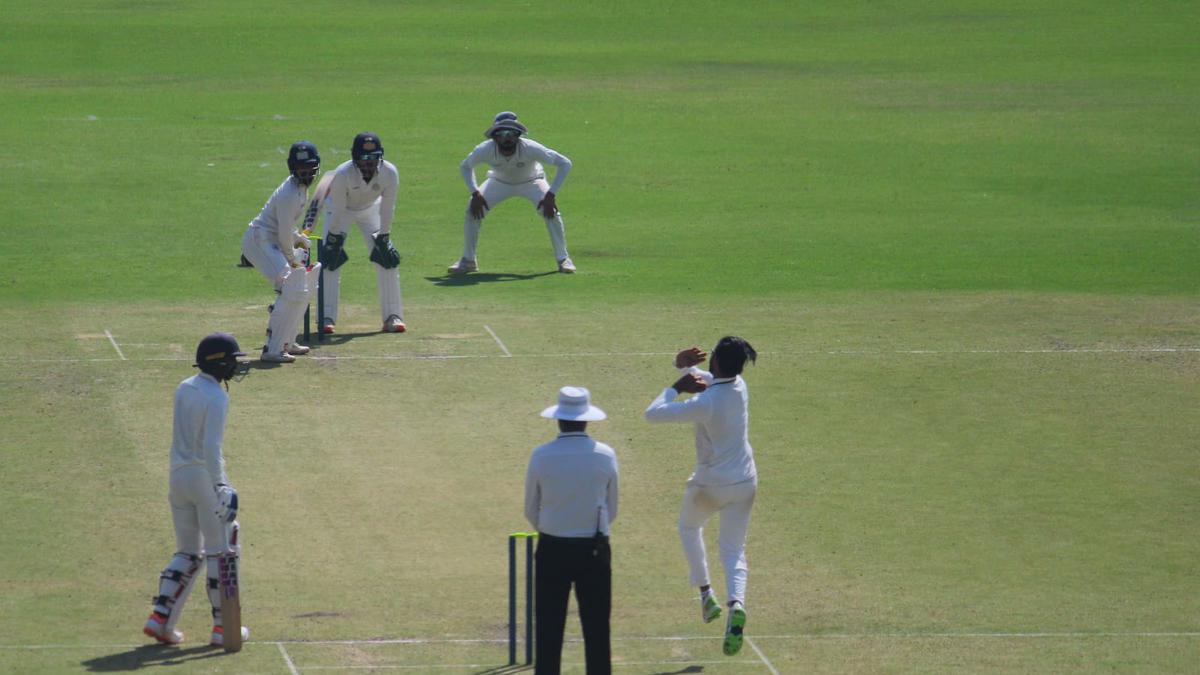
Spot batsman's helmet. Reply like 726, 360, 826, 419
287, 141, 321, 185
351, 132, 385, 162
195, 332, 248, 382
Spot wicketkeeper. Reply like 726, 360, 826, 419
143, 333, 250, 648
315, 132, 405, 334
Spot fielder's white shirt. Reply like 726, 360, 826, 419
323, 160, 400, 234
525, 432, 619, 538
248, 175, 309, 258
460, 138, 572, 194
169, 373, 230, 486
644, 369, 758, 487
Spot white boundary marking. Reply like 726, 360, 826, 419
277, 641, 301, 675
103, 329, 127, 361
483, 325, 512, 357
746, 636, 780, 674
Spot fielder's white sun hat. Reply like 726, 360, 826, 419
541, 386, 607, 422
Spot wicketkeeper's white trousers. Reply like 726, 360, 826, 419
678, 476, 757, 605
461, 177, 569, 262
322, 203, 403, 324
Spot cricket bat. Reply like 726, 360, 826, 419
301, 171, 336, 237
217, 552, 243, 653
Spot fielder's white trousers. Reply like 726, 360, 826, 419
323, 203, 403, 324
678, 476, 757, 605
169, 465, 231, 556
461, 177, 569, 263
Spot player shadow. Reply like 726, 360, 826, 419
246, 360, 285, 372
426, 271, 557, 287
650, 666, 704, 675
300, 330, 385, 348
81, 643, 226, 671
469, 664, 533, 675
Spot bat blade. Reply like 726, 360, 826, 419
217, 552, 243, 653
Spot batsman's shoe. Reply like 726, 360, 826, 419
260, 350, 296, 363
723, 603, 746, 656
143, 613, 183, 645
321, 320, 336, 335
447, 258, 478, 275
700, 592, 722, 624
285, 343, 311, 356
557, 257, 576, 273
383, 315, 407, 333
210, 625, 250, 648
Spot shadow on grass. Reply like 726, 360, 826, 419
300, 330, 386, 349
470, 664, 534, 675
425, 271, 558, 287
81, 644, 226, 671
651, 666, 704, 675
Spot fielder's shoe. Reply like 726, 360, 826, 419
723, 602, 746, 656
447, 258, 478, 275
210, 625, 250, 647
143, 612, 183, 645
285, 343, 311, 356
321, 319, 336, 335
700, 591, 722, 624
383, 315, 407, 333
557, 257, 576, 273
260, 350, 296, 363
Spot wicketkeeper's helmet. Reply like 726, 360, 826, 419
351, 132, 385, 162
195, 332, 248, 382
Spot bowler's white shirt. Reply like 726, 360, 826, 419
169, 373, 230, 486
461, 138, 572, 194
525, 432, 619, 538
644, 369, 757, 486
249, 176, 308, 257
323, 160, 400, 234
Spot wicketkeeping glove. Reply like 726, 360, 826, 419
320, 232, 350, 271
369, 232, 401, 269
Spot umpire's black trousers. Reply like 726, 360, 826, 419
535, 532, 611, 675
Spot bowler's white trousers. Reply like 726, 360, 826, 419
678, 476, 757, 605
461, 177, 568, 263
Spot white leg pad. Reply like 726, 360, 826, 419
276, 267, 313, 350
152, 552, 203, 629
322, 266, 341, 325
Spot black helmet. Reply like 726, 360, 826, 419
351, 132, 384, 162
287, 141, 321, 186
195, 332, 248, 382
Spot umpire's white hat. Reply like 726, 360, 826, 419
541, 386, 607, 421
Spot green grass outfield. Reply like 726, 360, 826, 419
1, 1, 1198, 673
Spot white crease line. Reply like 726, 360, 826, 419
302, 660, 750, 671
483, 325, 512, 357
103, 330, 127, 361
2, 632, 1198, 650
278, 642, 301, 675
747, 636, 780, 674
8, 347, 1200, 365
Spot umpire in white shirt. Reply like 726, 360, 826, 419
524, 387, 619, 675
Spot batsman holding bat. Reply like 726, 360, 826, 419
144, 333, 250, 650
313, 132, 405, 334
240, 140, 323, 363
